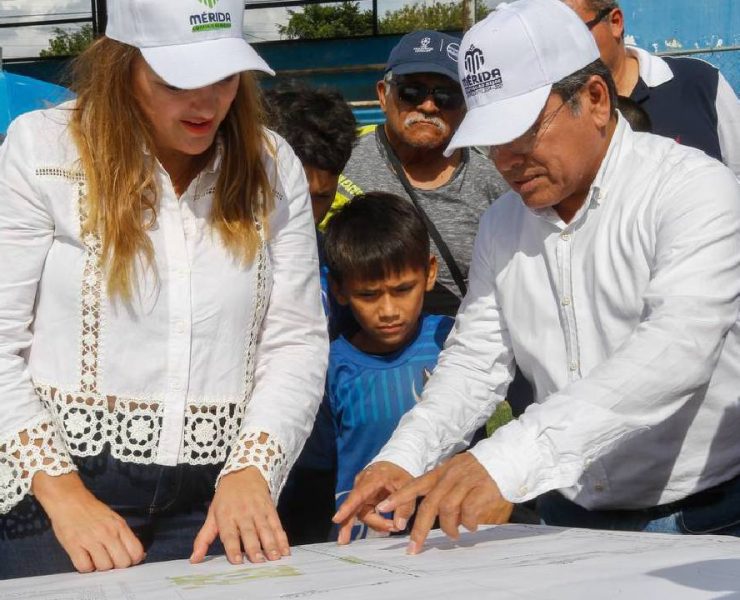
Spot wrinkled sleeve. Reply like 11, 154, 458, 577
219, 138, 329, 499
0, 117, 77, 514
715, 72, 740, 178
471, 163, 740, 504
372, 208, 515, 476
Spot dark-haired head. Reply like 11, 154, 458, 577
616, 95, 652, 132
263, 82, 357, 224
263, 81, 357, 175
324, 192, 431, 285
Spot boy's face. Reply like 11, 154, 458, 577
304, 166, 339, 226
333, 258, 438, 354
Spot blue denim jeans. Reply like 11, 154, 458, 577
0, 449, 225, 579
537, 472, 740, 536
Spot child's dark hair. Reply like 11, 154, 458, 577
324, 193, 430, 284
617, 95, 652, 132
262, 81, 357, 174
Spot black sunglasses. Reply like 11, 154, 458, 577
584, 6, 613, 30
391, 81, 465, 110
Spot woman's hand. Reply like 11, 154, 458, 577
191, 466, 289, 565
32, 471, 146, 572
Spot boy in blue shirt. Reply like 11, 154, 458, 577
306, 192, 454, 540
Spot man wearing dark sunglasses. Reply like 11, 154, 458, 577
338, 30, 508, 317
563, 0, 739, 176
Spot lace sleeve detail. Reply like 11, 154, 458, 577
217, 430, 288, 501
0, 415, 77, 514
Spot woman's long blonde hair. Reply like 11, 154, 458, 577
69, 37, 274, 300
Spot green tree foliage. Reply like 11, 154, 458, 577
379, 0, 490, 34
40, 24, 94, 57
278, 0, 490, 40
278, 2, 373, 39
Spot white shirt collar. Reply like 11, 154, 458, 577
627, 46, 674, 87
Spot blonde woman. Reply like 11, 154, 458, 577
0, 0, 328, 579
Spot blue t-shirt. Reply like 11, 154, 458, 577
302, 313, 454, 539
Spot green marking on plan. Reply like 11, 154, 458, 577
169, 565, 301, 589
339, 556, 367, 565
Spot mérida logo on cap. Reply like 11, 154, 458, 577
462, 45, 503, 98
191, 0, 233, 32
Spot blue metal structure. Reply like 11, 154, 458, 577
0, 71, 72, 133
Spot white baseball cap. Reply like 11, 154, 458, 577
444, 0, 599, 155
106, 0, 274, 90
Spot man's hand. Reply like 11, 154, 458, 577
33, 471, 146, 573
376, 452, 513, 554
332, 461, 413, 544
191, 466, 289, 565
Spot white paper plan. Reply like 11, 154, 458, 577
3, 524, 740, 599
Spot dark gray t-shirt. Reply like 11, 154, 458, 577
339, 126, 508, 315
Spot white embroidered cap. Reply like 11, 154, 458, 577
444, 0, 599, 155
106, 0, 274, 90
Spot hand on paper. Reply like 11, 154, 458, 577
191, 466, 290, 565
33, 471, 146, 572
332, 461, 414, 544
377, 452, 513, 554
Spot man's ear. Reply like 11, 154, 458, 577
607, 7, 625, 43
584, 75, 612, 128
377, 80, 388, 111
330, 277, 350, 306
425, 255, 438, 292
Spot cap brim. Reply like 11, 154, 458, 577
390, 62, 458, 83
444, 84, 552, 157
142, 37, 274, 90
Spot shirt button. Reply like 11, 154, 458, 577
171, 379, 183, 391
569, 361, 578, 372
560, 233, 571, 241
518, 486, 528, 496
594, 482, 605, 492
561, 296, 571, 306
174, 320, 186, 333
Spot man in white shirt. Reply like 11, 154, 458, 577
333, 0, 740, 552
562, 0, 740, 177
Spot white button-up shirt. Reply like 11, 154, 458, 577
374, 117, 740, 510
0, 105, 328, 513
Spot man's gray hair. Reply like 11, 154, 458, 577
582, 0, 619, 11
552, 58, 618, 117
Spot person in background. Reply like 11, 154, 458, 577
562, 0, 739, 176
0, 0, 328, 579
263, 82, 357, 334
334, 0, 740, 551
263, 82, 357, 229
314, 192, 452, 540
337, 30, 508, 317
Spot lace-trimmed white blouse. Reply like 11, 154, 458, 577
0, 105, 329, 514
